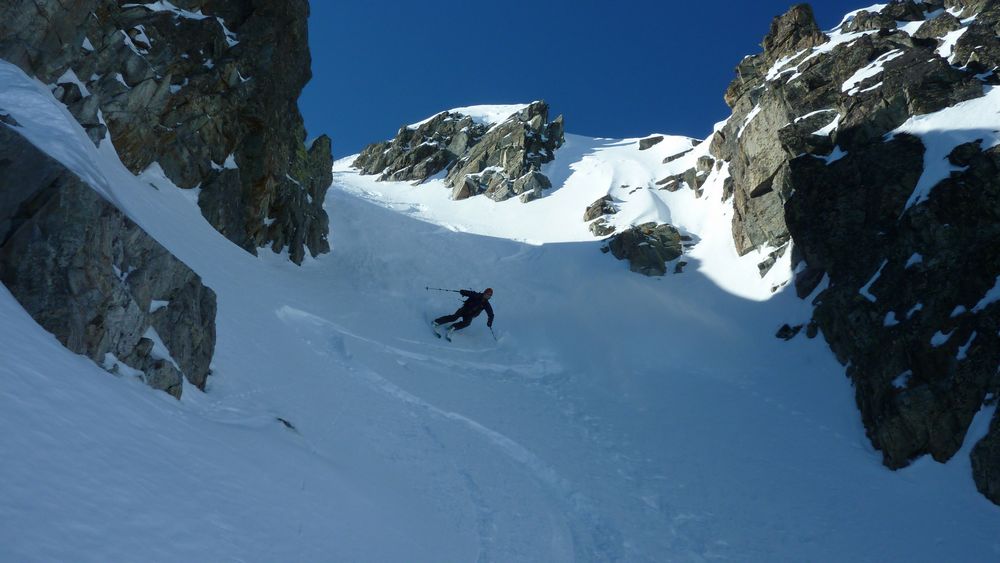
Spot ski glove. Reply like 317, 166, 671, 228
487, 319, 493, 328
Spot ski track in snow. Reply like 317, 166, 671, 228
274, 303, 678, 561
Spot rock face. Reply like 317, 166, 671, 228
0, 125, 216, 398
606, 223, 683, 276
0, 0, 332, 265
353, 102, 565, 203
709, 1, 1000, 503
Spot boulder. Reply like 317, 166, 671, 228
589, 218, 616, 237
638, 135, 664, 150
584, 195, 618, 222
606, 223, 683, 276
914, 12, 962, 39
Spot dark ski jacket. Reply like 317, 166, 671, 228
459, 290, 494, 326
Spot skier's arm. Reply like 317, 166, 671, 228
485, 301, 494, 327
459, 289, 473, 297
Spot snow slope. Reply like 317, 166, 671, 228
2, 61, 1000, 562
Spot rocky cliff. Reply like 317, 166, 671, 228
0, 0, 332, 264
0, 121, 215, 398
709, 1, 1000, 503
0, 0, 329, 397
354, 101, 564, 203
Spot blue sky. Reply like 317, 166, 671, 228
300, 1, 868, 157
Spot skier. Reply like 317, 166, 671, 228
433, 288, 494, 339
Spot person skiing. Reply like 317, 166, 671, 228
433, 288, 494, 338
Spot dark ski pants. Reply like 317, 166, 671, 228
435, 310, 474, 330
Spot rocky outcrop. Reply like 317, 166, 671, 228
709, 1, 1000, 504
0, 0, 332, 265
638, 135, 664, 150
656, 155, 715, 196
353, 112, 489, 182
584, 195, 617, 222
354, 102, 565, 203
605, 223, 683, 276
0, 125, 215, 398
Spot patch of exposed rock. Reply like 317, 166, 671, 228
0, 0, 332, 265
353, 101, 565, 203
709, 1, 1000, 504
604, 223, 683, 276
0, 125, 215, 398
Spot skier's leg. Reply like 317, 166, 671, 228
450, 316, 473, 331
434, 313, 461, 325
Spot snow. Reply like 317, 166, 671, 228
973, 275, 1000, 312
958, 332, 977, 361
408, 103, 532, 129
834, 4, 888, 31
123, 1, 210, 21
822, 145, 849, 164
149, 300, 169, 313
891, 85, 1000, 211
859, 259, 887, 302
906, 252, 924, 268
842, 49, 904, 95
884, 311, 900, 327
812, 113, 840, 136
2, 60, 1000, 561
932, 330, 954, 347
143, 326, 179, 370
54, 69, 90, 98
81, 37, 94, 52
892, 370, 912, 389
737, 104, 762, 137
216, 17, 239, 47
937, 27, 970, 62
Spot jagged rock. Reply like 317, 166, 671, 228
589, 218, 616, 237
355, 102, 565, 204
663, 147, 693, 164
446, 102, 564, 202
0, 0, 332, 265
584, 195, 618, 222
914, 12, 962, 38
883, 0, 925, 21
607, 223, 683, 276
761, 4, 827, 65
656, 166, 708, 195
0, 125, 216, 398
353, 112, 487, 182
674, 261, 688, 274
952, 4, 1000, 72
758, 244, 789, 277
708, 1, 1000, 503
638, 135, 664, 150
844, 10, 898, 32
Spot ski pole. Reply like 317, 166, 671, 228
490, 326, 497, 341
425, 286, 462, 293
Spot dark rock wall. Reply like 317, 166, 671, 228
0, 0, 332, 264
711, 1, 1000, 503
0, 125, 216, 398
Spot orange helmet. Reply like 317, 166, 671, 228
484, 287, 494, 297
